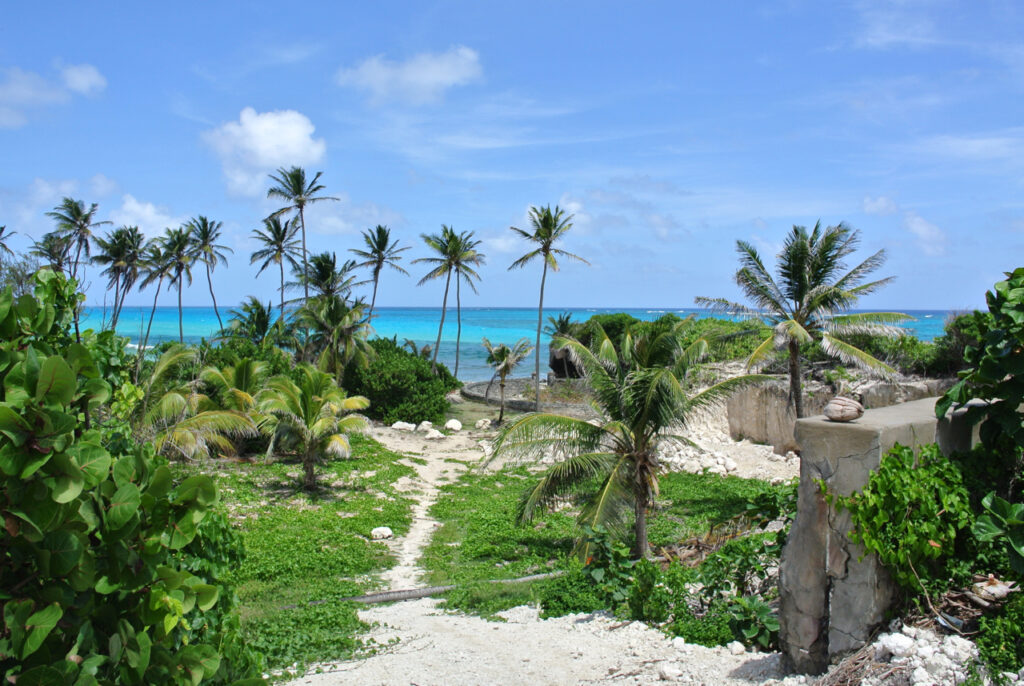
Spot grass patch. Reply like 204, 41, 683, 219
175, 433, 415, 672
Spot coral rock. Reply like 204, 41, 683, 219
444, 419, 463, 432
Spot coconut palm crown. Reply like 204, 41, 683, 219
46, 197, 111, 282
349, 224, 409, 319
250, 216, 302, 322
509, 205, 589, 411
489, 320, 768, 559
187, 216, 232, 331
695, 221, 908, 417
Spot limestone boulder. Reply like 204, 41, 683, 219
444, 419, 463, 432
370, 526, 393, 540
475, 418, 492, 430
415, 421, 433, 433
424, 428, 444, 440
391, 421, 415, 432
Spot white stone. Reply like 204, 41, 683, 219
708, 465, 727, 476
699, 456, 716, 470
391, 421, 415, 432
682, 460, 702, 474
727, 641, 745, 655
910, 666, 930, 685
424, 429, 444, 440
475, 418, 492, 430
723, 457, 738, 472
877, 632, 916, 659
658, 663, 683, 680
444, 419, 463, 432
370, 526, 393, 540
671, 637, 687, 651
415, 421, 433, 433
924, 653, 951, 677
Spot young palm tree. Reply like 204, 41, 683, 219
695, 221, 908, 418
250, 216, 301, 322
201, 357, 269, 413
186, 216, 232, 331
162, 226, 194, 344
45, 197, 110, 282
259, 365, 369, 490
291, 252, 362, 302
30, 232, 73, 275
295, 297, 373, 377
509, 205, 589, 410
266, 166, 339, 305
489, 321, 767, 558
482, 337, 534, 424
413, 226, 485, 376
223, 297, 275, 346
349, 224, 409, 319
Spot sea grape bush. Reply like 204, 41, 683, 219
0, 271, 261, 684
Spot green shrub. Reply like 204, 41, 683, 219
835, 443, 973, 593
538, 560, 606, 618
343, 337, 458, 424
976, 593, 1024, 679
0, 271, 260, 684
664, 601, 734, 647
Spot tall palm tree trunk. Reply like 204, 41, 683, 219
534, 260, 549, 411
303, 447, 316, 490
299, 206, 309, 304
177, 276, 184, 344
455, 274, 462, 378
205, 261, 223, 331
279, 261, 286, 323
431, 272, 452, 373
369, 268, 380, 320
113, 279, 130, 330
137, 278, 163, 383
788, 339, 804, 418
110, 278, 121, 330
633, 485, 649, 559
498, 376, 506, 424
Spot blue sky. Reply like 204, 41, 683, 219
1, 1, 1021, 310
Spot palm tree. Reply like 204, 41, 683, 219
45, 197, 110, 282
295, 296, 373, 377
413, 226, 485, 376
162, 226, 194, 344
695, 221, 908, 418
93, 225, 146, 328
186, 216, 232, 332
349, 225, 409, 319
509, 205, 589, 411
259, 365, 369, 490
250, 216, 301, 322
201, 357, 269, 413
292, 252, 362, 302
30, 232, 73, 275
0, 226, 16, 258
266, 167, 339, 305
224, 297, 275, 346
489, 320, 767, 558
482, 337, 533, 424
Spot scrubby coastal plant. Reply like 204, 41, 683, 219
481, 337, 533, 423
259, 365, 369, 490
490, 320, 767, 558
696, 221, 907, 417
508, 205, 589, 409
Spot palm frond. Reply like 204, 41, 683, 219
515, 452, 617, 523
488, 413, 607, 466
820, 333, 895, 377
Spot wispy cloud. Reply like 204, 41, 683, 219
202, 107, 327, 196
863, 195, 899, 215
912, 129, 1024, 160
0, 63, 105, 128
903, 211, 947, 256
853, 3, 940, 50
110, 194, 186, 236
336, 46, 482, 105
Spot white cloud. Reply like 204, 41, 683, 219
110, 194, 185, 235
914, 131, 1024, 160
202, 107, 327, 196
863, 195, 899, 215
89, 173, 118, 197
646, 213, 683, 240
853, 4, 940, 50
60, 63, 106, 95
903, 211, 947, 256
0, 64, 106, 128
336, 45, 482, 105
302, 194, 403, 237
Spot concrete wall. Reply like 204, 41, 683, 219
777, 398, 978, 674
726, 378, 953, 455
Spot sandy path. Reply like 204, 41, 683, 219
285, 423, 798, 686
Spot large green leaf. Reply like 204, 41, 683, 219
179, 644, 221, 686
35, 355, 75, 405
167, 507, 204, 549
21, 602, 62, 658
50, 452, 85, 504
69, 442, 112, 487
173, 475, 217, 508
192, 584, 220, 612
0, 404, 31, 446
42, 530, 84, 576
107, 483, 141, 530
11, 666, 64, 686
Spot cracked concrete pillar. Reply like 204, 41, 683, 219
778, 398, 977, 674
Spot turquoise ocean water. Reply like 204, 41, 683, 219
82, 306, 954, 383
